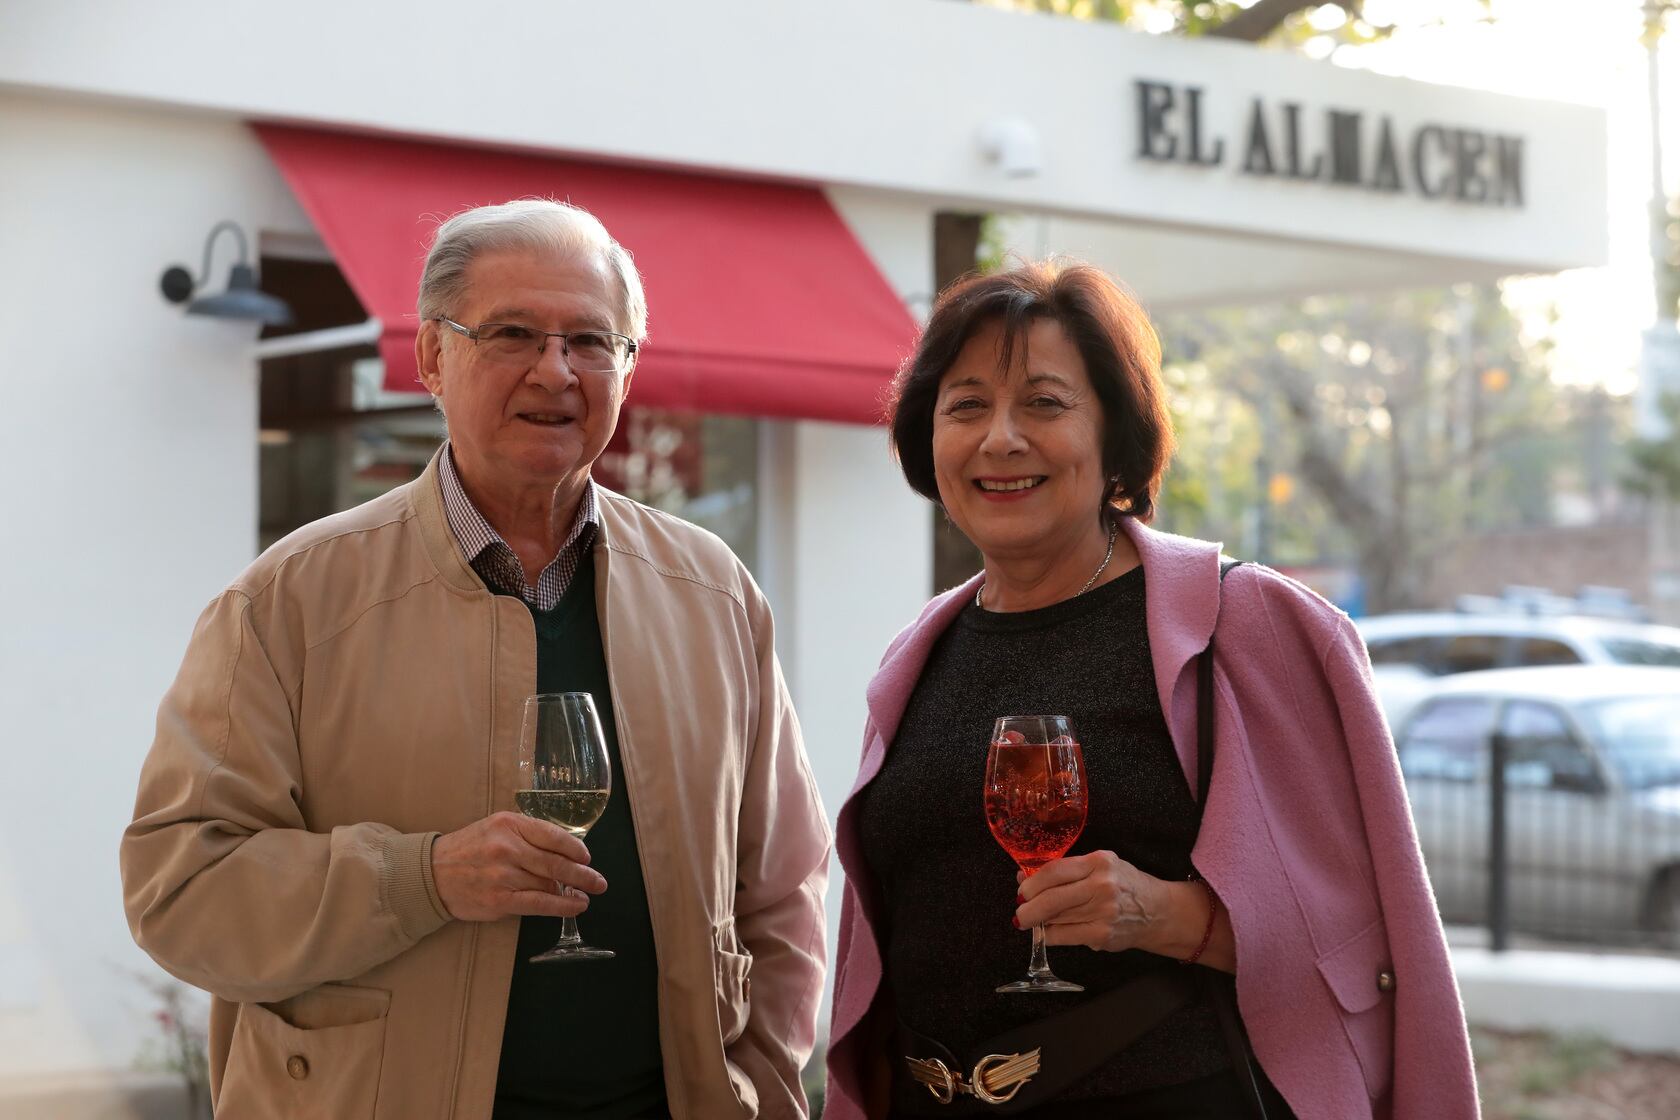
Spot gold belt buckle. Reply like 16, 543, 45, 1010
904, 1048, 1041, 1106
905, 1056, 959, 1104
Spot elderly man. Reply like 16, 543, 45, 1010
121, 200, 830, 1119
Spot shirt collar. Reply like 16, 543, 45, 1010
437, 442, 598, 572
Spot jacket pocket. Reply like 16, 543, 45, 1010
713, 915, 754, 1048
217, 983, 391, 1120
1314, 918, 1395, 1100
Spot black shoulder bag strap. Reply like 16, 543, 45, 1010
1198, 558, 1272, 1120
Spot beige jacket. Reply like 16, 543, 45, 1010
120, 453, 831, 1119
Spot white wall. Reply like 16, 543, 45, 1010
0, 93, 312, 1080
778, 421, 932, 1018
992, 211, 1518, 313
0, 0, 1606, 281
756, 188, 936, 1018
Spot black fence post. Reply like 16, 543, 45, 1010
1488, 730, 1510, 953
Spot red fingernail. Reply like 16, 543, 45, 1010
1011, 915, 1021, 930
1016, 894, 1025, 906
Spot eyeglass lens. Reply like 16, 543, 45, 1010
475, 324, 628, 372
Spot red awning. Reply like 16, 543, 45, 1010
254, 125, 917, 424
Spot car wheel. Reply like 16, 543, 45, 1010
1647, 867, 1680, 952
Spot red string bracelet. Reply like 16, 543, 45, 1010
1179, 878, 1217, 966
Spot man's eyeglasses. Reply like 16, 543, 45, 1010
432, 318, 638, 374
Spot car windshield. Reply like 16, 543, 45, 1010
1600, 638, 1680, 667
1578, 695, 1680, 789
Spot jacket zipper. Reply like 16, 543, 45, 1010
598, 547, 691, 1119
444, 598, 496, 1119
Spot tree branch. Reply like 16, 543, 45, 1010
1202, 0, 1332, 42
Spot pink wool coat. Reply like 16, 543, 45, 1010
824, 518, 1479, 1120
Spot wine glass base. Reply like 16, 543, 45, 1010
530, 945, 616, 964
995, 976, 1084, 994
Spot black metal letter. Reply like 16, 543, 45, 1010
1328, 109, 1363, 186
1411, 125, 1452, 199
1494, 135, 1525, 207
1454, 129, 1489, 204
1136, 81, 1178, 162
1185, 86, 1225, 167
1282, 102, 1325, 180
1242, 99, 1275, 176
1371, 117, 1403, 193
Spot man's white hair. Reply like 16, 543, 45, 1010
416, 198, 648, 340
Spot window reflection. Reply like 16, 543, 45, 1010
259, 356, 760, 571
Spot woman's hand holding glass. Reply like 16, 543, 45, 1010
1011, 850, 1163, 952
1014, 852, 1235, 971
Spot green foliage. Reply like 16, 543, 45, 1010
1496, 1030, 1616, 1104
1625, 392, 1680, 497
976, 213, 1011, 276
1553, 1033, 1617, 1078
1154, 284, 1590, 610
1528, 1033, 1615, 1094
1470, 1027, 1502, 1067
976, 0, 1497, 48
129, 971, 212, 1119
999, 0, 1137, 21
803, 1052, 826, 1117
1659, 195, 1680, 323
1178, 1, 1249, 36
1153, 360, 1262, 540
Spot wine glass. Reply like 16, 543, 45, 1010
984, 714, 1088, 993
515, 692, 615, 963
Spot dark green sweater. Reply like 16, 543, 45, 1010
493, 552, 668, 1120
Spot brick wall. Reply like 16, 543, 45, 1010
1426, 520, 1651, 614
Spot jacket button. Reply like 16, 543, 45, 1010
286, 1055, 310, 1080
1377, 970, 1396, 992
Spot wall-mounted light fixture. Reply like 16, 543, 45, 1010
978, 116, 1043, 179
160, 220, 294, 325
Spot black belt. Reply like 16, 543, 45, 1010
895, 968, 1199, 1114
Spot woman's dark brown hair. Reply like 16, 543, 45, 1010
888, 260, 1176, 521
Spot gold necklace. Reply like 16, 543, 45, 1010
975, 519, 1119, 611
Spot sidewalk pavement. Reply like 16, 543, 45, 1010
1447, 926, 1680, 1053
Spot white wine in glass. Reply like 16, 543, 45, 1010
514, 790, 610, 836
516, 692, 615, 963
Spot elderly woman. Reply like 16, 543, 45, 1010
823, 262, 1478, 1119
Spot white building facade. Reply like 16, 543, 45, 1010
0, 0, 1606, 1110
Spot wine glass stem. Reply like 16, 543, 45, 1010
1026, 923, 1055, 980
557, 913, 582, 946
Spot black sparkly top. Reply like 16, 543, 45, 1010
856, 565, 1230, 1108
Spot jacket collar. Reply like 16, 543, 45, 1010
862, 577, 978, 750
1123, 517, 1225, 733
860, 517, 1225, 772
414, 447, 616, 601
411, 447, 490, 594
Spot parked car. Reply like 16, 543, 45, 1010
1356, 611, 1680, 728
1357, 611, 1680, 673
1391, 665, 1680, 947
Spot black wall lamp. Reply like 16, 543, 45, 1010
160, 220, 294, 326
